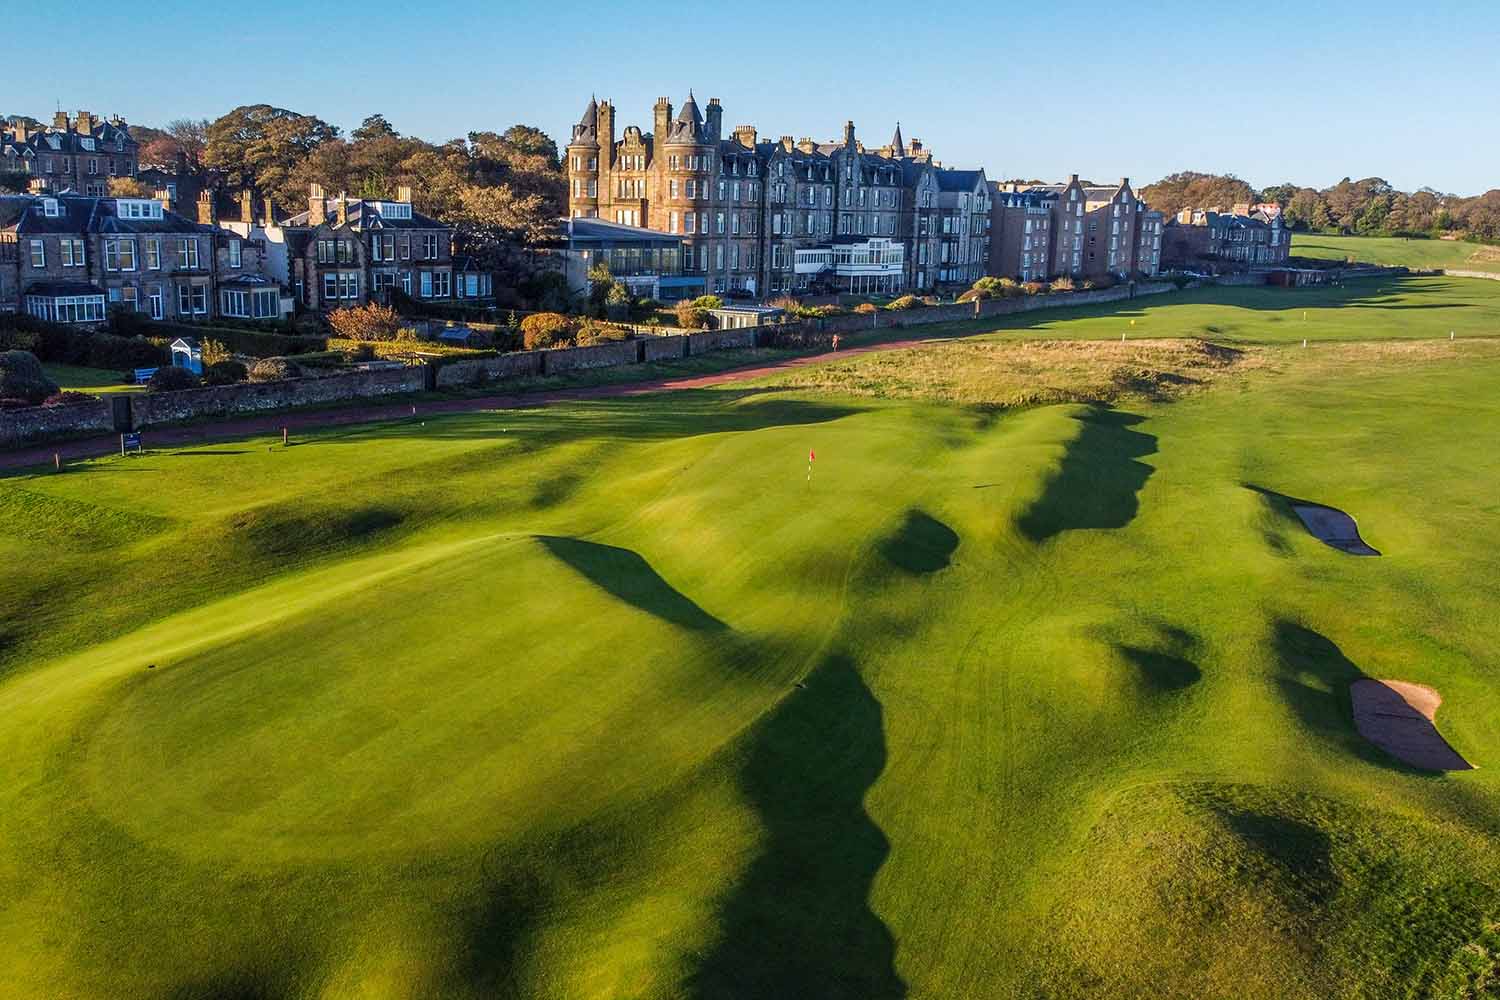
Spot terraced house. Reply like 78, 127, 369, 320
0, 192, 247, 324
1161, 206, 1289, 269
282, 185, 476, 311
566, 94, 989, 297
1, 111, 139, 197
988, 175, 1163, 281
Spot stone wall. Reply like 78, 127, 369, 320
0, 398, 117, 449
435, 352, 543, 389
128, 367, 427, 428
687, 328, 757, 354
544, 340, 639, 374
1442, 269, 1500, 282
642, 335, 687, 361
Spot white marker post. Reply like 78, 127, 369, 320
282, 427, 288, 447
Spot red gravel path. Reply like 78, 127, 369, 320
1, 337, 929, 471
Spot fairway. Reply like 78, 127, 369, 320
2, 279, 1499, 999
1293, 233, 1500, 275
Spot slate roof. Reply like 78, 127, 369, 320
282, 198, 447, 231
1, 117, 137, 162
22, 280, 106, 297
1, 194, 214, 237
935, 168, 985, 192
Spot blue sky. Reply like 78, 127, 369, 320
9, 0, 1497, 195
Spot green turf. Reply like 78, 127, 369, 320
1293, 233, 1500, 275
2, 280, 1499, 999
41, 362, 143, 394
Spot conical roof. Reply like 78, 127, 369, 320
666, 91, 707, 145
570, 96, 599, 148
891, 122, 906, 157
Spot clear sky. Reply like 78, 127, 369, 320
8, 0, 1497, 195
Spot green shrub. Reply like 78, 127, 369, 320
204, 360, 249, 386
885, 295, 923, 311
574, 321, 631, 347
520, 312, 575, 350
0, 350, 59, 404
673, 303, 711, 330
690, 294, 724, 310
86, 332, 168, 370
147, 365, 201, 392
249, 357, 303, 383
854, 302, 878, 314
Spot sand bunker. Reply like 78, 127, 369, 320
1291, 503, 1380, 556
1350, 679, 1473, 771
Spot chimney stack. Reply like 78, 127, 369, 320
240, 188, 254, 224
75, 111, 95, 134
843, 120, 856, 148
1069, 173, 1079, 185
396, 184, 412, 204
309, 183, 326, 225
53, 111, 69, 131
705, 98, 723, 141
196, 190, 215, 225
335, 192, 348, 227
653, 97, 672, 141
263, 195, 277, 226
733, 125, 757, 149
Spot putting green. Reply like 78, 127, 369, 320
2, 280, 1499, 999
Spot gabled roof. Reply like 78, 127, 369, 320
4, 194, 213, 236
282, 198, 448, 231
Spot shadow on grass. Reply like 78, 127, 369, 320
1272, 620, 1434, 776
689, 653, 904, 999
537, 535, 727, 632
879, 510, 959, 575
1181, 784, 1340, 908
1017, 407, 1156, 542
1119, 645, 1202, 692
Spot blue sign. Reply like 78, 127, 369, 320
122, 432, 142, 451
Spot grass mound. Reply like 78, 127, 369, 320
1032, 782, 1500, 1000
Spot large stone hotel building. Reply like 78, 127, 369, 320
565, 93, 990, 299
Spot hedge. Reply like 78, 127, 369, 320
140, 321, 327, 358
0, 312, 168, 368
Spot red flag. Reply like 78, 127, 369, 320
809, 449, 816, 462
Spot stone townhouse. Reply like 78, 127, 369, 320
1, 111, 139, 197
566, 94, 990, 298
1, 192, 224, 324
987, 184, 1059, 281
281, 185, 470, 312
1161, 207, 1288, 269
989, 175, 1162, 281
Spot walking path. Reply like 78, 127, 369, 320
1, 335, 928, 471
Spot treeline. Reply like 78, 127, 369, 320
135, 105, 566, 283
1140, 171, 1500, 244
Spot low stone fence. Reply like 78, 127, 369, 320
0, 397, 118, 449
545, 340, 640, 374
686, 328, 757, 354
435, 352, 543, 389
128, 366, 427, 429
642, 335, 688, 362
1442, 269, 1500, 282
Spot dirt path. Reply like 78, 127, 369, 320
0, 336, 926, 472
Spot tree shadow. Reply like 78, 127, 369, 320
878, 509, 959, 575
537, 535, 727, 632
1271, 620, 1435, 775
1118, 645, 1201, 692
1016, 407, 1156, 542
1215, 805, 1339, 906
688, 653, 904, 999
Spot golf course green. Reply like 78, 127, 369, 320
1293, 233, 1500, 275
1, 277, 1498, 998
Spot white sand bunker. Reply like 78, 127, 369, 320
1350, 679, 1473, 771
1292, 503, 1380, 556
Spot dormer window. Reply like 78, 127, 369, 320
80, 138, 95, 151
42, 198, 59, 218
375, 201, 412, 220
116, 199, 163, 220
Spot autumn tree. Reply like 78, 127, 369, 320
203, 104, 340, 207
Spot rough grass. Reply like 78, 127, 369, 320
1, 281, 1499, 998
765, 338, 1255, 407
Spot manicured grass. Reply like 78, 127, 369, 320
41, 362, 143, 394
2, 280, 1499, 998
1294, 233, 1500, 274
